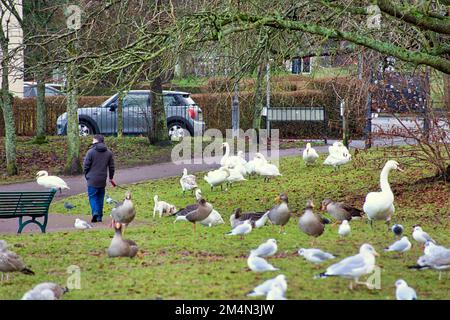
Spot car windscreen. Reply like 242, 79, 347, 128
175, 94, 196, 106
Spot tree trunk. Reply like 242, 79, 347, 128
253, 62, 264, 129
231, 80, 240, 137
148, 68, 169, 145
443, 73, 450, 111
0, 42, 18, 175
34, 74, 46, 144
64, 64, 82, 174
117, 91, 124, 138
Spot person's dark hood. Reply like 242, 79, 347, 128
93, 142, 108, 152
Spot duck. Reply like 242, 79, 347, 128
36, 170, 69, 193
267, 193, 291, 233
111, 191, 136, 234
255, 160, 282, 182
323, 142, 351, 170
230, 208, 269, 229
299, 200, 330, 243
303, 143, 319, 165
204, 167, 230, 191
363, 160, 402, 229
226, 219, 253, 240
321, 198, 363, 222
107, 222, 139, 258
22, 282, 69, 300
180, 168, 198, 196
0, 241, 35, 281
183, 198, 213, 232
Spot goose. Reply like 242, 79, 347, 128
226, 219, 252, 239
267, 193, 290, 233
111, 191, 136, 234
204, 167, 230, 191
412, 226, 435, 246
183, 198, 213, 233
74, 218, 93, 230
303, 143, 319, 165
298, 248, 336, 264
338, 220, 351, 237
252, 239, 277, 258
266, 282, 287, 300
363, 160, 402, 229
299, 200, 330, 243
0, 241, 35, 281
22, 282, 69, 300
247, 274, 287, 297
247, 250, 279, 272
174, 189, 203, 216
220, 142, 242, 167
321, 198, 363, 222
107, 222, 139, 258
317, 243, 379, 290
255, 161, 282, 182
174, 209, 224, 227
384, 236, 411, 254
36, 170, 69, 193
229, 208, 269, 229
395, 279, 417, 300
180, 168, 198, 196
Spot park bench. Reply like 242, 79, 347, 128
0, 190, 56, 233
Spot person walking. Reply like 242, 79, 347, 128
83, 134, 115, 223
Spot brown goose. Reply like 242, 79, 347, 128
299, 200, 330, 244
107, 222, 139, 258
175, 189, 203, 217
0, 241, 35, 281
230, 208, 269, 229
321, 198, 363, 223
184, 199, 213, 232
111, 191, 136, 234
267, 193, 290, 233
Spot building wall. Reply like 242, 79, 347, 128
0, 0, 23, 98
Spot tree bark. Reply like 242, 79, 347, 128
252, 62, 264, 129
117, 91, 124, 138
0, 39, 18, 175
64, 63, 82, 174
148, 63, 169, 145
34, 74, 46, 144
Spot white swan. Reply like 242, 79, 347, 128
303, 143, 319, 165
204, 167, 230, 191
323, 142, 351, 169
254, 158, 282, 182
180, 168, 198, 196
226, 165, 247, 186
36, 171, 69, 193
363, 160, 402, 229
245, 153, 265, 176
220, 142, 243, 168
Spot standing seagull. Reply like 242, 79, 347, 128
317, 243, 379, 290
0, 241, 35, 281
395, 279, 417, 300
74, 218, 93, 230
303, 143, 319, 165
226, 220, 252, 240
267, 193, 291, 233
36, 170, 69, 194
247, 250, 279, 272
298, 248, 336, 265
180, 168, 198, 196
412, 226, 435, 246
384, 236, 412, 254
252, 239, 277, 258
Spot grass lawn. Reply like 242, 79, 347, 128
0, 148, 449, 299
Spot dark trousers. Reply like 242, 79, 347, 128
87, 186, 105, 219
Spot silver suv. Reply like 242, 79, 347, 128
56, 90, 205, 138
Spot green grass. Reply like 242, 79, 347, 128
0, 149, 449, 300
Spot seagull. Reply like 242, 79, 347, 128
408, 250, 450, 280
22, 282, 69, 300
424, 241, 447, 256
0, 241, 35, 281
338, 220, 351, 237
412, 226, 435, 246
105, 194, 118, 205
384, 236, 412, 254
266, 282, 287, 300
395, 279, 417, 300
316, 243, 379, 290
252, 239, 277, 258
298, 248, 336, 264
226, 220, 252, 240
247, 251, 279, 272
247, 274, 287, 297
64, 202, 75, 210
392, 224, 404, 238
74, 218, 93, 230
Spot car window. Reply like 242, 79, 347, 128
45, 87, 61, 96
23, 86, 35, 97
124, 93, 149, 109
163, 95, 178, 106
175, 94, 196, 106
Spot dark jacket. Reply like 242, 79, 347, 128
83, 142, 115, 188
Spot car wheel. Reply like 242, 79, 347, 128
168, 122, 189, 141
79, 121, 94, 136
